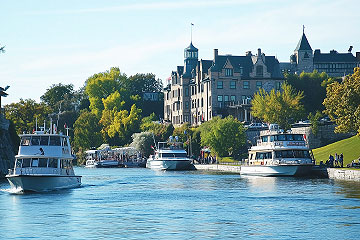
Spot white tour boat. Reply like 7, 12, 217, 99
146, 142, 193, 170
6, 129, 81, 192
240, 129, 314, 176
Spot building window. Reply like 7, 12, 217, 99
217, 81, 223, 89
243, 81, 249, 89
201, 98, 204, 107
230, 81, 236, 89
201, 84, 204, 92
230, 95, 236, 102
225, 68, 233, 77
217, 95, 223, 102
256, 81, 262, 89
209, 96, 211, 106
185, 88, 189, 97
185, 101, 189, 109
240, 67, 243, 76
256, 65, 263, 77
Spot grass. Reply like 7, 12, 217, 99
312, 135, 360, 167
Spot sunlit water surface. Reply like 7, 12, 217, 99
1, 167, 360, 239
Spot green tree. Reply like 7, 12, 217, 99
130, 131, 155, 157
126, 73, 163, 97
251, 83, 305, 130
73, 110, 102, 152
323, 67, 360, 135
85, 67, 127, 117
4, 99, 51, 134
40, 83, 75, 112
200, 116, 246, 157
140, 117, 174, 143
308, 111, 322, 135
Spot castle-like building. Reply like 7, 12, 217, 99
282, 30, 360, 77
164, 43, 284, 126
164, 30, 360, 126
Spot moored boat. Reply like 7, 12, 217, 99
146, 141, 193, 170
6, 129, 81, 192
240, 128, 314, 176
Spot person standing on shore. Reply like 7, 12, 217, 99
340, 153, 344, 168
335, 153, 338, 167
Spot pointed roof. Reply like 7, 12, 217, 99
185, 42, 198, 51
295, 33, 312, 51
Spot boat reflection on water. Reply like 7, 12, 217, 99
241, 175, 277, 192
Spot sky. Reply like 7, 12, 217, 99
1, 0, 359, 105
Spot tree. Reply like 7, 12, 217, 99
323, 67, 360, 135
140, 116, 174, 142
200, 116, 246, 157
85, 67, 127, 118
285, 70, 332, 114
4, 99, 51, 134
130, 131, 155, 157
308, 111, 322, 135
73, 110, 103, 152
40, 83, 75, 112
126, 73, 163, 97
251, 83, 305, 130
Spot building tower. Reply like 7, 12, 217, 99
183, 42, 198, 77
291, 26, 313, 73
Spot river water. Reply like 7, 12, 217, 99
1, 167, 360, 239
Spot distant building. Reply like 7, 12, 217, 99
164, 43, 284, 126
143, 92, 159, 101
282, 29, 360, 77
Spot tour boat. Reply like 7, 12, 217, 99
146, 141, 192, 170
240, 129, 314, 176
6, 129, 81, 192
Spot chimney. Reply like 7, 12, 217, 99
214, 49, 218, 61
356, 52, 360, 61
258, 48, 261, 56
246, 51, 252, 56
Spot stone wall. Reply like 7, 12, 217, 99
194, 164, 240, 173
327, 168, 360, 181
0, 115, 15, 178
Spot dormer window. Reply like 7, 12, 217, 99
256, 65, 263, 77
225, 68, 233, 77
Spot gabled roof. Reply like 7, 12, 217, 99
200, 60, 213, 73
176, 66, 184, 75
209, 55, 283, 79
295, 33, 312, 51
313, 50, 358, 63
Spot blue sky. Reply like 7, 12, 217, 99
1, 0, 359, 104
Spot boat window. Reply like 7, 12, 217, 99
285, 134, 294, 141
16, 159, 22, 168
293, 134, 303, 141
270, 136, 275, 142
48, 158, 58, 168
38, 158, 48, 167
22, 158, 31, 168
275, 150, 310, 158
261, 136, 268, 142
40, 136, 49, 145
31, 158, 39, 167
277, 135, 286, 141
49, 136, 61, 146
21, 137, 31, 146
255, 152, 272, 159
161, 153, 187, 158
31, 136, 40, 146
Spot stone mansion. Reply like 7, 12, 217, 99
164, 43, 284, 126
164, 30, 360, 126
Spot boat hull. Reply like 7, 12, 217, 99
240, 165, 313, 176
95, 160, 123, 168
6, 175, 82, 192
146, 159, 192, 170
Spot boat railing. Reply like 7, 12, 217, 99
11, 167, 61, 175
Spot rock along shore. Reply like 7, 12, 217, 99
327, 168, 360, 181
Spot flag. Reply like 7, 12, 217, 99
64, 123, 67, 129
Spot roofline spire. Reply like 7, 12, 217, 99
191, 23, 194, 43
303, 25, 305, 34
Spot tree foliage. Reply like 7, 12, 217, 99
251, 83, 305, 130
140, 116, 174, 142
285, 70, 334, 114
40, 83, 75, 112
323, 67, 360, 135
199, 116, 246, 157
4, 99, 51, 134
130, 131, 155, 157
73, 110, 103, 151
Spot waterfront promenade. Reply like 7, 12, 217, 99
195, 164, 360, 181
